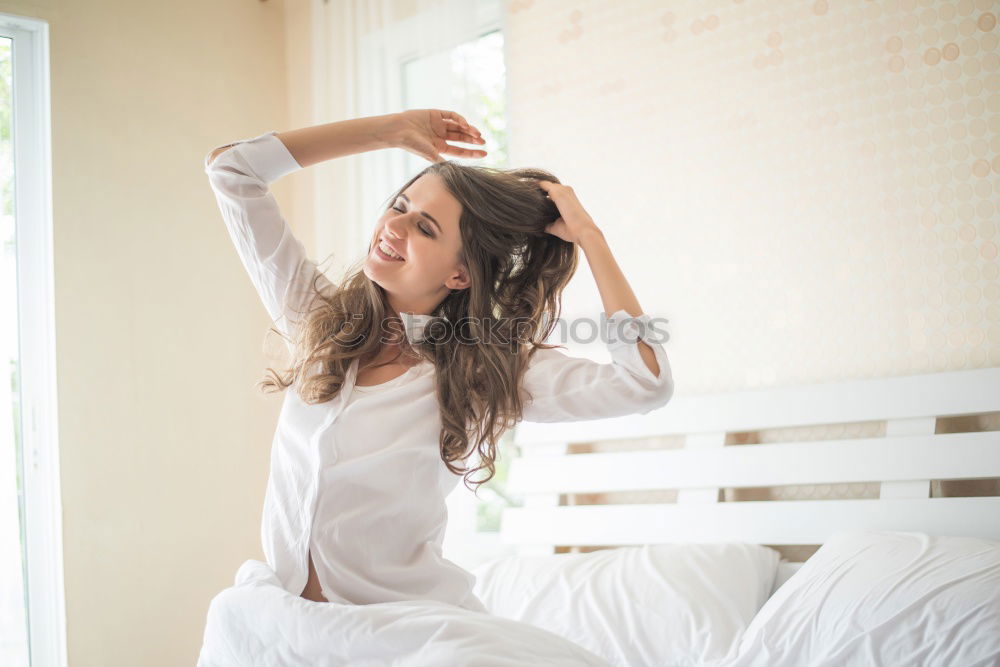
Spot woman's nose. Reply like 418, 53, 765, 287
384, 215, 408, 239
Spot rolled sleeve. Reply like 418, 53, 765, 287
204, 131, 334, 349
203, 130, 302, 184
519, 309, 675, 423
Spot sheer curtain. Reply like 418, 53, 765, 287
306, 0, 508, 571
311, 0, 495, 279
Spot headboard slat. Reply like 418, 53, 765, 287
505, 369, 1000, 559
507, 431, 1000, 494
880, 417, 936, 499
500, 497, 1000, 545
514, 367, 1000, 445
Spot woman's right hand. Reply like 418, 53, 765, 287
387, 109, 487, 163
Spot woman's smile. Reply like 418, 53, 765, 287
374, 240, 405, 262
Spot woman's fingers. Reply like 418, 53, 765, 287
537, 180, 561, 197
442, 119, 484, 143
439, 121, 488, 157
440, 110, 478, 134
400, 110, 486, 161
441, 143, 488, 158
441, 110, 466, 125
444, 125, 486, 145
442, 111, 481, 135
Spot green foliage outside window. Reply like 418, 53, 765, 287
475, 430, 524, 532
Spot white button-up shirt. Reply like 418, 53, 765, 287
203, 131, 674, 613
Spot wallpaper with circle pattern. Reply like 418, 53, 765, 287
502, 0, 999, 559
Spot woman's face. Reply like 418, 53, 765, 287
363, 172, 470, 314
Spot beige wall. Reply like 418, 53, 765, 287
2, 0, 319, 664
504, 0, 1000, 560
11, 0, 999, 662
507, 0, 1000, 388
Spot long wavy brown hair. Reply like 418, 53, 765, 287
256, 160, 578, 493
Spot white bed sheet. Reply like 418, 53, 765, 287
200, 537, 996, 667
717, 531, 1000, 667
768, 561, 803, 596
197, 559, 614, 667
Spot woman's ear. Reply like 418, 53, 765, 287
445, 265, 471, 291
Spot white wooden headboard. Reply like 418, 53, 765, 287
503, 368, 1000, 560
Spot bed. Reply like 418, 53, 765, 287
476, 366, 1000, 666
198, 368, 1000, 666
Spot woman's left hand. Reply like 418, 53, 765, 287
537, 180, 603, 244
389, 109, 487, 163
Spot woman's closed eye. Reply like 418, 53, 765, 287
391, 204, 434, 237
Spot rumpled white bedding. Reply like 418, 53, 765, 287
197, 559, 614, 667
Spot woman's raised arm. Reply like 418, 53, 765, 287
537, 179, 663, 378
203, 112, 485, 351
518, 310, 674, 423
275, 110, 485, 168
203, 130, 337, 351
271, 115, 400, 168
515, 179, 675, 422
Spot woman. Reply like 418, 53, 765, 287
202, 109, 673, 615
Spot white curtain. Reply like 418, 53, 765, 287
303, 0, 505, 570
310, 0, 497, 281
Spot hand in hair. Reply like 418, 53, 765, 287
389, 109, 488, 164
537, 180, 603, 244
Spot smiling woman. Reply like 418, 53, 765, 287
257, 112, 599, 490
363, 171, 469, 316
200, 111, 673, 660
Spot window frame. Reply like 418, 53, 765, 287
1, 12, 66, 667
354, 0, 518, 571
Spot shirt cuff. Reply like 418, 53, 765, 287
604, 309, 663, 353
204, 130, 303, 185
604, 309, 674, 391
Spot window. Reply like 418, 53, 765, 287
404, 26, 523, 572
357, 1, 520, 571
400, 27, 508, 173
0, 14, 65, 667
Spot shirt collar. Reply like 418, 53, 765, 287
399, 311, 447, 344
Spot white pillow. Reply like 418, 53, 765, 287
720, 530, 1000, 667
770, 561, 804, 596
472, 543, 781, 667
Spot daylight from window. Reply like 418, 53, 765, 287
401, 29, 523, 540
0, 35, 29, 667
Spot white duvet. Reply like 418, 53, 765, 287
197, 559, 613, 667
